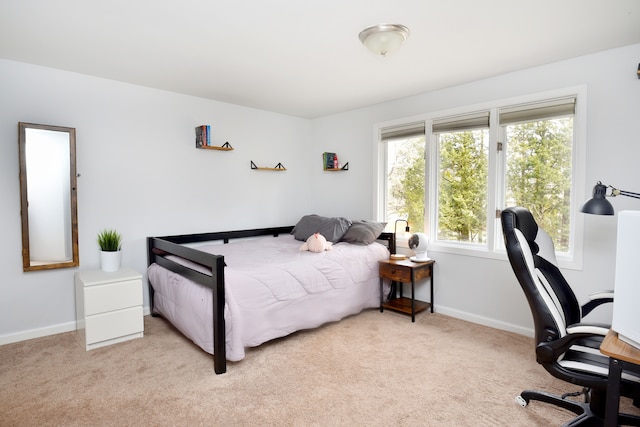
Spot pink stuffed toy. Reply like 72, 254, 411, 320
300, 233, 333, 253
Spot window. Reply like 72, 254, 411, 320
433, 112, 490, 245
376, 88, 585, 266
500, 97, 575, 253
379, 122, 426, 233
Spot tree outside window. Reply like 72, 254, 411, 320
378, 92, 581, 261
386, 136, 425, 233
504, 117, 573, 252
437, 129, 488, 243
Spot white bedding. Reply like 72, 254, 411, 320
147, 234, 390, 361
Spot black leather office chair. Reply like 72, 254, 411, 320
501, 206, 640, 426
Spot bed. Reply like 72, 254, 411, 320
146, 215, 395, 374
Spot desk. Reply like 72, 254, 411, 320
378, 258, 434, 322
600, 330, 640, 427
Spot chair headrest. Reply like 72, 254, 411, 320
502, 207, 539, 255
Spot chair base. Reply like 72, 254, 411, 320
517, 389, 640, 426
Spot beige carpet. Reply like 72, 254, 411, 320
1, 310, 637, 426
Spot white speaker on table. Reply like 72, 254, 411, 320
408, 232, 430, 262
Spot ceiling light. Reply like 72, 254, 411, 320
359, 23, 410, 57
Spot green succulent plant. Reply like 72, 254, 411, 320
97, 229, 122, 252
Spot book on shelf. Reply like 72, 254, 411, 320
323, 152, 336, 169
195, 125, 211, 147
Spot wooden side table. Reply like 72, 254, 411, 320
600, 330, 640, 426
378, 258, 434, 322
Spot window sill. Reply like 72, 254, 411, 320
426, 242, 582, 271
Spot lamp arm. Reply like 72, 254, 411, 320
610, 188, 640, 200
393, 219, 410, 255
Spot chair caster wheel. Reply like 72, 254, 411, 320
515, 395, 528, 407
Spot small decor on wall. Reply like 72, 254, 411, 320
195, 125, 211, 147
250, 160, 286, 171
195, 125, 233, 150
322, 152, 349, 171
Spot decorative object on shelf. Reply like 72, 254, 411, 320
97, 228, 122, 272
195, 125, 211, 147
359, 23, 410, 57
322, 152, 349, 170
581, 181, 640, 215
408, 232, 430, 262
195, 124, 233, 150
250, 160, 286, 171
198, 141, 234, 151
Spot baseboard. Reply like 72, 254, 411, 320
2, 306, 529, 346
0, 321, 78, 346
0, 306, 153, 346
435, 305, 535, 338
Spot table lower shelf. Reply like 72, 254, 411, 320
382, 297, 430, 315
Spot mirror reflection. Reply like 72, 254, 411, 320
19, 122, 79, 271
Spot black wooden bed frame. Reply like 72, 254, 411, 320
147, 226, 396, 374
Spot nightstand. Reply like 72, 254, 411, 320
378, 258, 435, 322
75, 267, 144, 350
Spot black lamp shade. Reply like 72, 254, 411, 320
581, 182, 614, 215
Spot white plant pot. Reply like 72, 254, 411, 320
100, 250, 122, 272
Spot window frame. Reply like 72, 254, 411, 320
374, 86, 587, 270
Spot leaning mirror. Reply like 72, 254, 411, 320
18, 122, 79, 271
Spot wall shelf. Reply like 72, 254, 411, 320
324, 162, 349, 171
197, 141, 233, 151
251, 160, 286, 171
322, 152, 347, 171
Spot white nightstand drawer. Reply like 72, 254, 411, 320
85, 306, 144, 345
84, 279, 142, 316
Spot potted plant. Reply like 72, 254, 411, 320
97, 228, 122, 272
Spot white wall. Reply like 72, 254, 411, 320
1, 43, 639, 344
0, 59, 313, 343
310, 43, 640, 335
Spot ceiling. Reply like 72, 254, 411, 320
1, 0, 639, 118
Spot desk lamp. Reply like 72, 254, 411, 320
581, 181, 640, 215
391, 219, 410, 259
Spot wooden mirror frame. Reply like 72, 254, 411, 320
18, 122, 79, 271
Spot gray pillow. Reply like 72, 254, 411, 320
291, 215, 352, 243
340, 220, 387, 245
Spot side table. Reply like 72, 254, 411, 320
75, 267, 144, 350
378, 258, 435, 322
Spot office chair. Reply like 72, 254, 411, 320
501, 206, 640, 426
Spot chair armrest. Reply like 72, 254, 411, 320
589, 290, 614, 300
566, 323, 610, 336
536, 322, 608, 363
581, 289, 614, 317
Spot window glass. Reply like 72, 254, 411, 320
436, 128, 489, 244
375, 90, 583, 265
504, 116, 574, 252
385, 136, 426, 233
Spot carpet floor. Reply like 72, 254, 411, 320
1, 309, 638, 426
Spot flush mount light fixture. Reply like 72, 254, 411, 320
359, 23, 410, 57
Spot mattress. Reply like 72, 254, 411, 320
147, 234, 390, 361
